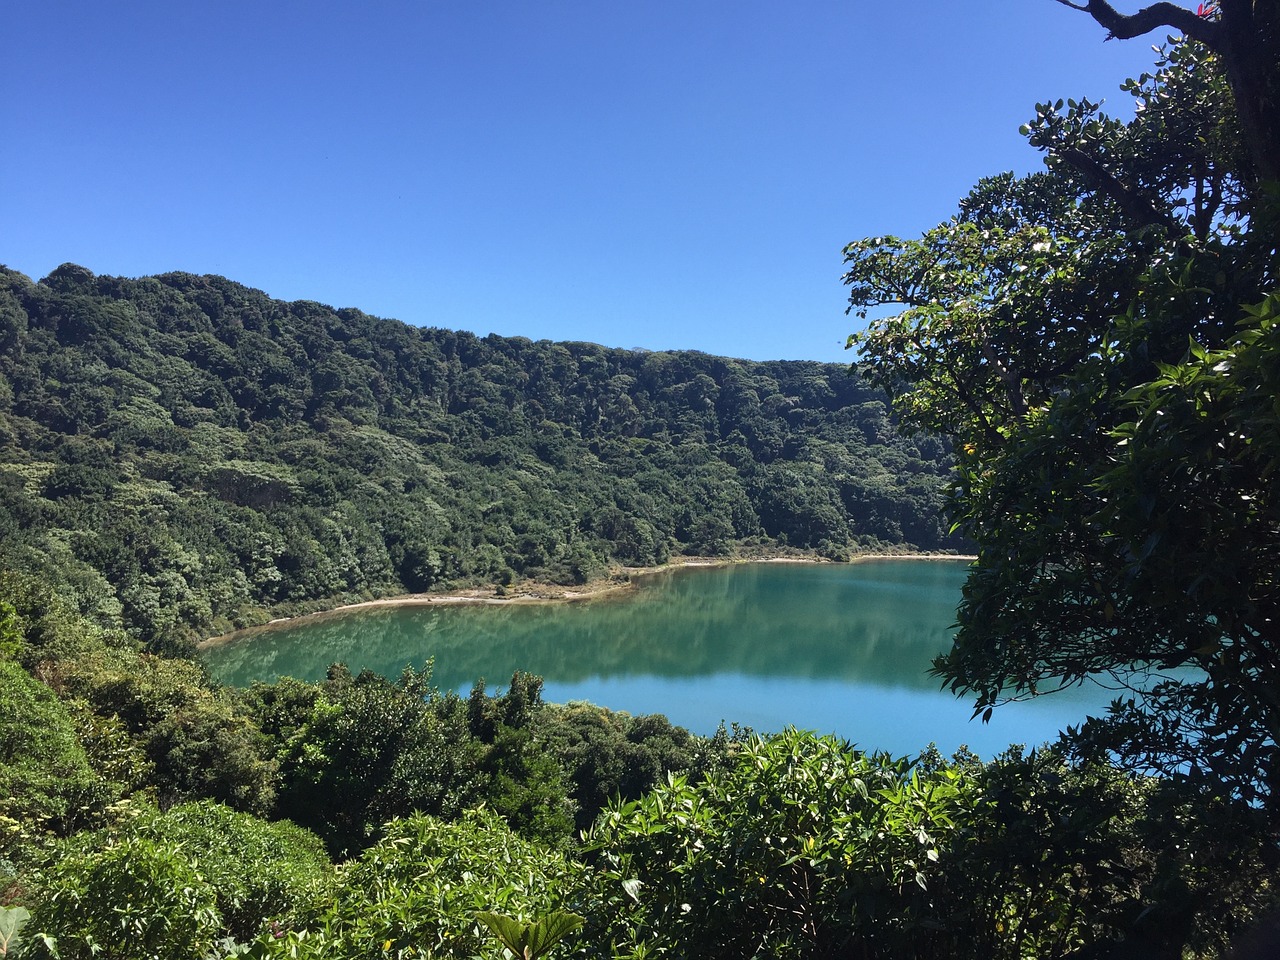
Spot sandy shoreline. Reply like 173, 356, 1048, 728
198, 552, 975, 650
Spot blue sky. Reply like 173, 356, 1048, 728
4, 1, 1161, 362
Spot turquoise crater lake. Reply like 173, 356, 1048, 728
202, 560, 1117, 758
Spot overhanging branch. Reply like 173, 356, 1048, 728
1051, 0, 1222, 49
1053, 0, 1280, 184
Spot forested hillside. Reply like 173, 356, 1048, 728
0, 263, 957, 647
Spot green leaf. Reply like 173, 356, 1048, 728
476, 911, 527, 956
0, 907, 30, 956
475, 910, 585, 960
523, 912, 585, 959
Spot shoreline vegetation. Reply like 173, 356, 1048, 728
198, 550, 976, 649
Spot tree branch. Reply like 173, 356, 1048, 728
1056, 147, 1179, 232
1051, 0, 1222, 49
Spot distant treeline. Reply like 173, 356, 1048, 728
0, 263, 960, 649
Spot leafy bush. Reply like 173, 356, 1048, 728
275, 666, 483, 857
252, 809, 590, 960
48, 648, 277, 815
534, 701, 700, 831
24, 836, 221, 960
583, 728, 970, 959
114, 801, 332, 942
17, 801, 330, 955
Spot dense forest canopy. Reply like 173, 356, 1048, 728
0, 263, 959, 649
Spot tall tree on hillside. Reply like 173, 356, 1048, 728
845, 4, 1279, 824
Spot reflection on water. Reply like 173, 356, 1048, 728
203, 560, 1117, 757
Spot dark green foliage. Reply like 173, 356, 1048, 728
845, 28, 1280, 954
477, 721, 576, 849
46, 647, 277, 816
533, 701, 701, 831
0, 571, 277, 825
257, 668, 699, 855
0, 263, 958, 647
0, 570, 124, 668
273, 664, 483, 858
928, 743, 1279, 958
464, 674, 576, 848
848, 36, 1280, 812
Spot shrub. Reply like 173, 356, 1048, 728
583, 728, 970, 959
0, 661, 108, 861
25, 836, 221, 960
252, 809, 590, 960
120, 801, 332, 942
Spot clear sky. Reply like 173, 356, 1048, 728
4, 1, 1162, 362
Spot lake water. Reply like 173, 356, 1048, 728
203, 560, 1120, 758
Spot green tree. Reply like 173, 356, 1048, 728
844, 8, 1279, 936
467, 674, 576, 848
275, 665, 482, 856
1051, 0, 1280, 183
0, 661, 109, 860
532, 702, 700, 832
52, 647, 278, 815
